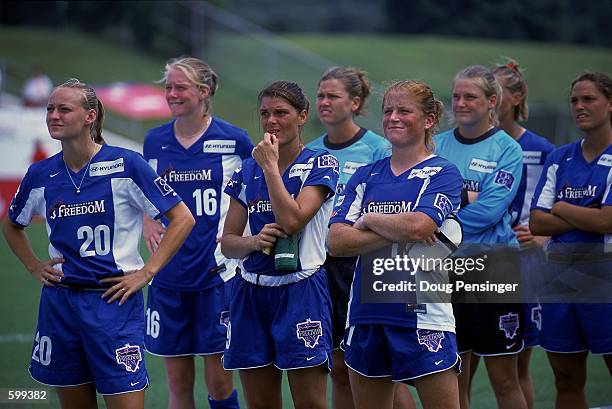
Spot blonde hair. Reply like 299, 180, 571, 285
162, 56, 219, 114
56, 78, 105, 144
453, 65, 502, 126
383, 80, 444, 152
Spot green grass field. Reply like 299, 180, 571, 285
1, 224, 611, 408
1, 27, 611, 143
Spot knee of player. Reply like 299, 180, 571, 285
487, 370, 521, 396
553, 370, 587, 392
206, 378, 234, 400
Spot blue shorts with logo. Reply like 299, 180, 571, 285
343, 324, 461, 382
145, 282, 231, 356
29, 286, 148, 395
519, 246, 545, 348
540, 303, 612, 354
223, 268, 332, 371
523, 303, 541, 348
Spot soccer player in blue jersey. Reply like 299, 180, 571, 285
221, 81, 338, 409
142, 57, 252, 409
307, 67, 414, 409
493, 59, 555, 409
434, 66, 526, 409
530, 71, 612, 409
329, 80, 463, 409
2, 79, 194, 409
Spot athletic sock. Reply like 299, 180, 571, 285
208, 389, 240, 409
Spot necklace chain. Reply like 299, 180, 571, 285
63, 145, 99, 194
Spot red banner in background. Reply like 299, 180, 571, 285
0, 180, 20, 219
95, 83, 171, 120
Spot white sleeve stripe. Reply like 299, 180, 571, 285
215, 154, 242, 281
413, 177, 431, 208
346, 183, 365, 222
602, 167, 612, 205
15, 187, 45, 226
238, 184, 247, 204
111, 178, 147, 272
535, 164, 559, 210
520, 165, 544, 225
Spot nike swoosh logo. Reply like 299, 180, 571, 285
50, 172, 61, 178
506, 342, 516, 350
161, 145, 170, 150
306, 356, 316, 361
435, 359, 444, 365
371, 172, 380, 176
254, 175, 261, 179
130, 381, 139, 386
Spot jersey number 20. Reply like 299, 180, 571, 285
78, 225, 111, 257
32, 332, 52, 366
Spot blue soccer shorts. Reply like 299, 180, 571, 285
223, 268, 332, 371
29, 286, 148, 395
540, 303, 612, 354
523, 303, 541, 348
343, 324, 461, 383
144, 282, 231, 356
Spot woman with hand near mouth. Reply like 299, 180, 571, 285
530, 71, 612, 409
307, 67, 414, 409
434, 66, 526, 409
142, 57, 253, 409
221, 81, 339, 409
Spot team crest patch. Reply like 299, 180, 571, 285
220, 310, 230, 328
434, 193, 453, 217
499, 312, 520, 339
115, 344, 142, 373
317, 155, 339, 173
296, 319, 323, 348
531, 305, 542, 331
154, 176, 175, 196
417, 329, 445, 352
494, 170, 515, 190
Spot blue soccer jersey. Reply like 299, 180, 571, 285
224, 148, 339, 277
510, 129, 555, 227
8, 144, 182, 285
329, 155, 463, 332
434, 128, 523, 244
144, 118, 253, 290
307, 128, 390, 202
531, 140, 612, 244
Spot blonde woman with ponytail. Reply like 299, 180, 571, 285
434, 66, 526, 409
3, 78, 194, 408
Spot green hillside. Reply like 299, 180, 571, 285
1, 27, 610, 143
